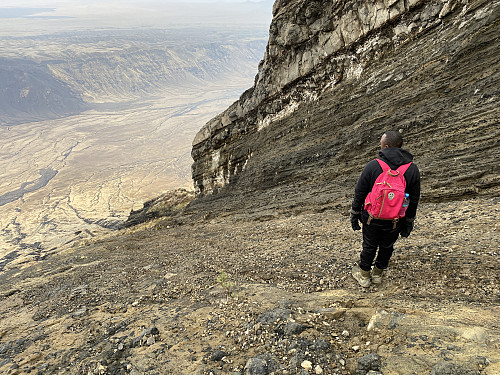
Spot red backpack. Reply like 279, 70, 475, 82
364, 159, 412, 225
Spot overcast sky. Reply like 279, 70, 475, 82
0, 0, 274, 34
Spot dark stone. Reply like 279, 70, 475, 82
312, 339, 331, 351
288, 352, 306, 370
210, 350, 227, 362
357, 353, 381, 375
0, 344, 9, 355
289, 338, 314, 351
244, 354, 281, 375
256, 308, 291, 326
283, 322, 307, 336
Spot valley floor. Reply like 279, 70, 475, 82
0, 197, 498, 374
0, 81, 250, 258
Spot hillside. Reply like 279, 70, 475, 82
190, 0, 499, 219
0, 0, 499, 374
0, 198, 498, 374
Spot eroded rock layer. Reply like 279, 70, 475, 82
191, 0, 499, 217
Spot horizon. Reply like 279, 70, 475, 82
0, 0, 274, 35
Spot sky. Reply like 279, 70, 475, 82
0, 0, 274, 34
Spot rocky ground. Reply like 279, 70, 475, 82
0, 197, 498, 375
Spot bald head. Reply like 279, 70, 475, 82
381, 131, 403, 149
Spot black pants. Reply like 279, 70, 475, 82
359, 211, 401, 271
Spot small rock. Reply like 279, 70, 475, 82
146, 336, 155, 346
312, 339, 331, 351
256, 308, 292, 326
357, 353, 380, 375
131, 327, 160, 347
301, 360, 312, 371
367, 310, 404, 331
284, 322, 307, 336
315, 365, 323, 374
244, 353, 280, 375
315, 307, 346, 320
352, 345, 360, 352
72, 306, 87, 318
117, 343, 124, 351
342, 330, 349, 337
38, 362, 49, 371
211, 350, 228, 362
461, 327, 488, 342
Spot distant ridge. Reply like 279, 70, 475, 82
0, 59, 87, 126
0, 29, 267, 126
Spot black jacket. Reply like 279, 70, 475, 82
351, 147, 421, 219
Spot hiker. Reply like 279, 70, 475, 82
350, 131, 421, 287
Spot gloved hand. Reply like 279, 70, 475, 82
350, 210, 361, 231
400, 217, 414, 237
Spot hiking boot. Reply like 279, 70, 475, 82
371, 265, 385, 284
352, 264, 371, 287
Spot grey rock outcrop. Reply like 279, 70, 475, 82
244, 353, 281, 375
190, 0, 499, 217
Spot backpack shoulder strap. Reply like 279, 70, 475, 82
397, 162, 412, 175
377, 159, 412, 177
376, 159, 390, 172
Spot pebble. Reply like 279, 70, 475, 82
301, 360, 313, 371
315, 365, 323, 374
210, 350, 227, 361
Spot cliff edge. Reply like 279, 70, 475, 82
190, 0, 499, 218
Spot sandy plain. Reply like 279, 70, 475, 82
0, 80, 251, 260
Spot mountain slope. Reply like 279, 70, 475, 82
190, 0, 499, 218
0, 59, 88, 126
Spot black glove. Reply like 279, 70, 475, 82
400, 217, 414, 237
350, 210, 361, 231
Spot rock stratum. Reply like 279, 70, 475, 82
191, 0, 499, 218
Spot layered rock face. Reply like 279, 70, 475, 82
191, 0, 499, 216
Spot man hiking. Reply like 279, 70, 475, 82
350, 130, 421, 287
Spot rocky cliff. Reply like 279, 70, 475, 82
191, 0, 499, 217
